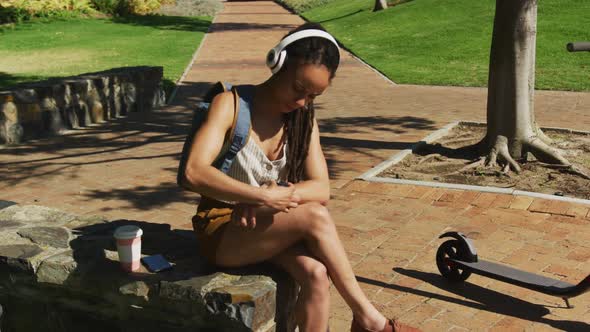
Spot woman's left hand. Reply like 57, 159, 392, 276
232, 203, 257, 229
232, 182, 299, 229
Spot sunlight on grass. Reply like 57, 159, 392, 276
0, 16, 211, 95
302, 0, 590, 91
0, 49, 106, 74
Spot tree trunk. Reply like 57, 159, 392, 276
482, 0, 568, 171
374, 0, 388, 12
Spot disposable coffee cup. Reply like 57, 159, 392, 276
114, 225, 143, 272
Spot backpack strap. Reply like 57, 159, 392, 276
203, 81, 232, 103
178, 81, 234, 188
216, 85, 254, 173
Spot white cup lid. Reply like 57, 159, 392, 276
114, 225, 143, 240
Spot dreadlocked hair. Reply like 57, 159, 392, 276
284, 103, 315, 183
280, 22, 340, 183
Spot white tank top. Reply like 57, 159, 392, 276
220, 136, 288, 204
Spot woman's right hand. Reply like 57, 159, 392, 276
261, 181, 300, 213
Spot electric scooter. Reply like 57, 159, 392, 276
435, 42, 590, 308
435, 232, 590, 308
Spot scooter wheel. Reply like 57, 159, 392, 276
436, 239, 472, 282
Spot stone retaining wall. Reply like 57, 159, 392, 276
0, 202, 297, 331
0, 66, 166, 145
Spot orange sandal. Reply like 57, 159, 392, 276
351, 316, 421, 332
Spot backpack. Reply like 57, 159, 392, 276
177, 82, 254, 190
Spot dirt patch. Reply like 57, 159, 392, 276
380, 123, 590, 200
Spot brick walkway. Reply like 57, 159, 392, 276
1, 1, 589, 330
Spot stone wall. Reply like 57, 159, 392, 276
0, 202, 298, 331
0, 66, 166, 145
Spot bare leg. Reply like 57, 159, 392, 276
215, 202, 386, 331
270, 243, 330, 332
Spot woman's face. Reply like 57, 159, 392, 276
275, 61, 331, 113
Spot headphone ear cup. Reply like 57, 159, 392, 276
271, 50, 287, 74
266, 49, 277, 69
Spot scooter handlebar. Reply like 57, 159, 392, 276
567, 42, 590, 52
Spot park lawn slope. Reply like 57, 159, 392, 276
0, 15, 211, 96
301, 0, 590, 91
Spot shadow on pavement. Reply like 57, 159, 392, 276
0, 81, 218, 184
0, 79, 438, 209
356, 268, 589, 331
319, 115, 437, 135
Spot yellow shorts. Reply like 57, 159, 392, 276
192, 197, 234, 264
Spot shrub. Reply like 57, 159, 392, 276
89, 0, 145, 15
0, 0, 175, 23
0, 4, 30, 23
1, 0, 95, 14
90, 0, 124, 15
0, 0, 95, 23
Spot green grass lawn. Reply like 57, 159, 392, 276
301, 0, 590, 91
0, 15, 211, 97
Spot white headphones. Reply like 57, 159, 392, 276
266, 29, 339, 74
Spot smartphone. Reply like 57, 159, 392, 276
141, 254, 173, 273
277, 181, 289, 187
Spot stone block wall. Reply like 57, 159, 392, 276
0, 66, 166, 145
0, 202, 298, 331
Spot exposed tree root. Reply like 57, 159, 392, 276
523, 137, 590, 179
438, 137, 479, 147
537, 162, 590, 180
502, 163, 510, 174
416, 161, 460, 172
534, 126, 554, 145
418, 153, 442, 165
486, 135, 521, 173
448, 134, 590, 181
445, 157, 485, 176
526, 137, 570, 165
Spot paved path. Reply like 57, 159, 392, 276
1, 1, 589, 330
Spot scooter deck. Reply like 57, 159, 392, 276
451, 259, 575, 295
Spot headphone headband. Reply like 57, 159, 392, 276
266, 29, 339, 74
273, 29, 339, 55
